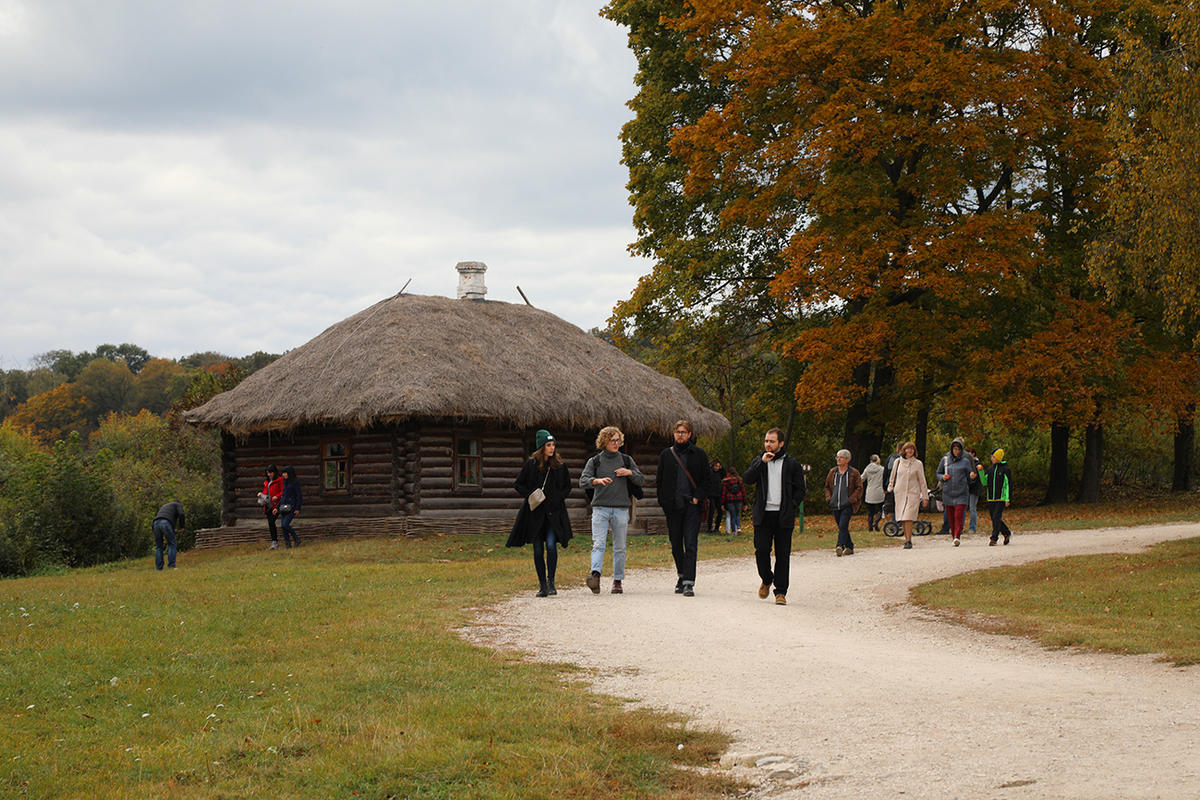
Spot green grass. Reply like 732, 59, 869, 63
910, 536, 1200, 666
3, 498, 1199, 798
0, 535, 743, 800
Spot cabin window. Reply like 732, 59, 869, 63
454, 437, 481, 489
323, 441, 349, 490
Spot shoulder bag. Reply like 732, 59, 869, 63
527, 468, 550, 510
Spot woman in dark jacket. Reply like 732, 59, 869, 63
506, 429, 573, 597
279, 466, 302, 548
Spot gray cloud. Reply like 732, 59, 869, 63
0, 1, 647, 367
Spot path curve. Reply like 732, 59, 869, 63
469, 524, 1200, 799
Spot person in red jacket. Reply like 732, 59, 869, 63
720, 468, 747, 534
260, 464, 284, 550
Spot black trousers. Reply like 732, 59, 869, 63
988, 501, 1011, 539
665, 502, 703, 585
754, 510, 792, 596
706, 498, 724, 531
265, 510, 278, 542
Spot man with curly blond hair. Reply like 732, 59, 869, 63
580, 426, 644, 594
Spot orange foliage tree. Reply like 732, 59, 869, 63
9, 383, 89, 445
628, 0, 1059, 463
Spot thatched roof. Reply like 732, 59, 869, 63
183, 293, 729, 438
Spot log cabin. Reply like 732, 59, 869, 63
183, 263, 729, 547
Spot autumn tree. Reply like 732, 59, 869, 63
1090, 0, 1200, 490
8, 383, 88, 445
607, 0, 1054, 466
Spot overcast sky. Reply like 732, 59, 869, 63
0, 1, 651, 369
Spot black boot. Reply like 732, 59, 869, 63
547, 580, 557, 596
536, 581, 549, 598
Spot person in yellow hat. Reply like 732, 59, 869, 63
979, 448, 1013, 545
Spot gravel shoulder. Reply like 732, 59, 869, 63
468, 523, 1200, 799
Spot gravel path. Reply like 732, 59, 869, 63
469, 524, 1200, 799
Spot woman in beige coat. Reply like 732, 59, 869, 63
887, 441, 929, 549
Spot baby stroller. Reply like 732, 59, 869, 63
882, 485, 939, 537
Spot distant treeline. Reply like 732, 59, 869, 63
0, 343, 274, 577
0, 343, 279, 443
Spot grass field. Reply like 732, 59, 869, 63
3, 497, 1199, 798
0, 535, 744, 800
910, 536, 1200, 666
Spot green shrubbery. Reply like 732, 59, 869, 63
0, 413, 220, 577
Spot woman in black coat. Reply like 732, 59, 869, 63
506, 429, 573, 597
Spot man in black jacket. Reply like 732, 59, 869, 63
656, 419, 719, 596
742, 428, 807, 605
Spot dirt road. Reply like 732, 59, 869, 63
470, 524, 1200, 799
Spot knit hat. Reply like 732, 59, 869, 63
992, 448, 1005, 461
535, 429, 555, 450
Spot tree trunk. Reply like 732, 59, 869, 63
915, 403, 930, 464
841, 361, 890, 470
1173, 405, 1195, 492
1042, 421, 1070, 504
1077, 422, 1103, 503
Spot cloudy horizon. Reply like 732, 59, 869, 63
0, 1, 651, 369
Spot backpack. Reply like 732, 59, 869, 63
584, 453, 645, 503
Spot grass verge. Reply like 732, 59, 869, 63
0, 535, 744, 800
910, 536, 1200, 666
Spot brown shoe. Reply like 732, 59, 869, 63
844, 548, 854, 555
586, 571, 601, 594
775, 594, 787, 605
758, 583, 770, 599
611, 580, 623, 594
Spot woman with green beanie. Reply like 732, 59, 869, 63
507, 429, 574, 596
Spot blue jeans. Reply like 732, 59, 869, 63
153, 519, 176, 570
590, 506, 630, 579
280, 512, 300, 547
725, 502, 741, 533
832, 505, 854, 550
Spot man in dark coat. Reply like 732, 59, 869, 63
742, 428, 807, 604
656, 419, 719, 596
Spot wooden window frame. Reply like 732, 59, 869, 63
452, 434, 483, 495
321, 438, 351, 493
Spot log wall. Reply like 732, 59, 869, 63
213, 421, 676, 544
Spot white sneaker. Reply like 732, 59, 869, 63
953, 538, 960, 547
270, 541, 278, 550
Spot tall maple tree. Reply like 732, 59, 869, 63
609, 0, 1050, 463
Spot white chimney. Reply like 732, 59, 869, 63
455, 261, 487, 301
